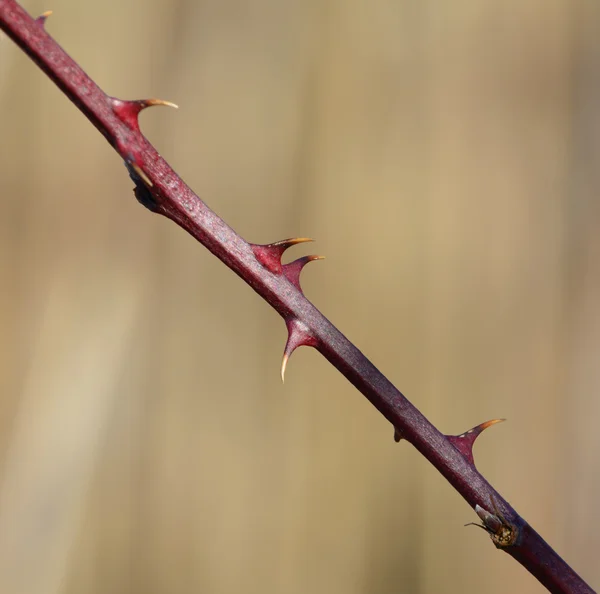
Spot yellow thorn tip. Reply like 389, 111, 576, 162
144, 99, 179, 110
280, 353, 289, 383
480, 418, 506, 430
274, 237, 314, 248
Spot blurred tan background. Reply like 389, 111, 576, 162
1, 1, 599, 593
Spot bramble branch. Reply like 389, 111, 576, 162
0, 2, 594, 592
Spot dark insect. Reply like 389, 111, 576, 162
465, 495, 517, 547
125, 159, 159, 212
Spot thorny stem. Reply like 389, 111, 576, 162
0, 2, 594, 593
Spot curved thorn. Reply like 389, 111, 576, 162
447, 418, 505, 466
280, 352, 289, 383
271, 237, 313, 249
462, 418, 506, 436
280, 319, 317, 383
37, 10, 52, 25
139, 98, 179, 110
283, 255, 325, 289
394, 427, 403, 443
252, 238, 315, 274
111, 98, 178, 131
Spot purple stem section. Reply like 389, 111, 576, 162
0, 2, 593, 592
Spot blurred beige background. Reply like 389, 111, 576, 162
1, 1, 599, 593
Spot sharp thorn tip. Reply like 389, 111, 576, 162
274, 237, 314, 248
144, 98, 179, 110
480, 418, 506, 430
281, 353, 289, 383
37, 10, 53, 23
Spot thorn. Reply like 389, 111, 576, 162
252, 238, 314, 274
271, 237, 313, 249
283, 255, 325, 290
111, 98, 178, 131
36, 10, 52, 25
139, 98, 179, 110
281, 352, 289, 383
393, 427, 403, 442
280, 319, 317, 383
447, 418, 505, 466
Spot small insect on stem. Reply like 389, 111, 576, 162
125, 160, 159, 212
465, 495, 518, 548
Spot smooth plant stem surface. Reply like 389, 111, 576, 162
0, 2, 594, 593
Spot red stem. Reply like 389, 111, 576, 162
0, 2, 594, 592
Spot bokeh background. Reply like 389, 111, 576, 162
1, 1, 599, 593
